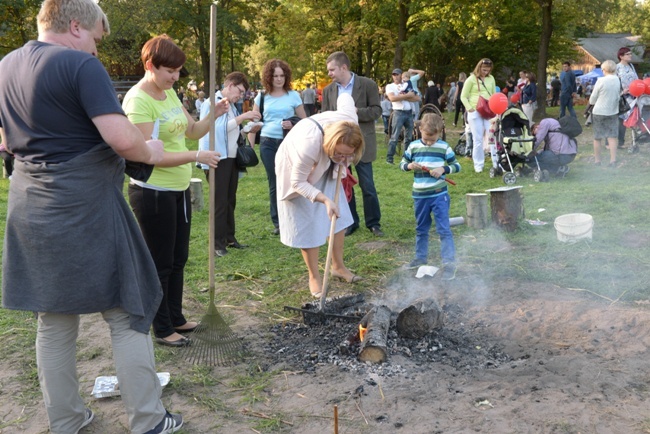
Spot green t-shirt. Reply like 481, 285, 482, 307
123, 87, 191, 190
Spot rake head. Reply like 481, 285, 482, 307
185, 302, 244, 366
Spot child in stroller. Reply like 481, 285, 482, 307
623, 94, 650, 153
489, 106, 538, 184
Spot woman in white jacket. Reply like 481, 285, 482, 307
275, 94, 365, 298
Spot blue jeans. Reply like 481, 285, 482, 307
414, 193, 455, 265
537, 151, 575, 173
260, 136, 284, 228
387, 110, 413, 161
559, 94, 576, 118
382, 115, 390, 135
348, 160, 381, 229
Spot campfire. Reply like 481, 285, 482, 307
272, 295, 512, 376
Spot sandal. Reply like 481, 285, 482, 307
332, 273, 363, 283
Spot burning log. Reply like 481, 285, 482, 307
396, 298, 444, 339
358, 305, 391, 364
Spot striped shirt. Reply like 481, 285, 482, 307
400, 138, 461, 199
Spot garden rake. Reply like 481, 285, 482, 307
186, 2, 243, 366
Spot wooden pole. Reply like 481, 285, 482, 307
207, 3, 217, 303
334, 405, 339, 434
319, 164, 344, 311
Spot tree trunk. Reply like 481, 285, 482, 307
534, 0, 553, 120
358, 305, 392, 364
393, 0, 410, 69
487, 186, 524, 232
466, 193, 489, 229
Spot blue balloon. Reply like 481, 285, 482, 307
495, 86, 501, 93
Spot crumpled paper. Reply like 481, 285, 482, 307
415, 265, 439, 278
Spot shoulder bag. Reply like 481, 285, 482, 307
236, 131, 259, 168
475, 77, 495, 119
618, 78, 631, 115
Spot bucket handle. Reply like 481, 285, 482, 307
554, 220, 594, 238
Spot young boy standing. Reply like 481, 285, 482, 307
400, 113, 461, 280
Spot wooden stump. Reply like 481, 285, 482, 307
396, 298, 444, 339
358, 305, 391, 364
466, 193, 489, 229
189, 178, 204, 213
486, 186, 524, 232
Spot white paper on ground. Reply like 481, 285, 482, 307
92, 372, 170, 398
416, 265, 439, 278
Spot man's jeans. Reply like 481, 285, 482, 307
348, 160, 381, 229
387, 110, 413, 161
559, 94, 576, 118
259, 136, 284, 228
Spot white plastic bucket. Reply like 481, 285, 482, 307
554, 213, 593, 242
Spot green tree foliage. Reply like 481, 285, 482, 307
0, 0, 40, 57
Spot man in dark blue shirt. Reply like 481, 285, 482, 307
560, 61, 577, 118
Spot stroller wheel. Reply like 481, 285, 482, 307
533, 170, 543, 182
542, 169, 550, 182
489, 167, 497, 178
629, 145, 640, 154
503, 172, 517, 185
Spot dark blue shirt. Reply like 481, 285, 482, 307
560, 70, 577, 96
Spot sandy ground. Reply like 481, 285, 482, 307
2, 274, 650, 434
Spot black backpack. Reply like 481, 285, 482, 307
557, 115, 583, 139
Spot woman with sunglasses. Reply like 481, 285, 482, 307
248, 59, 307, 235
198, 72, 260, 257
123, 35, 227, 347
275, 94, 364, 298
460, 58, 497, 172
615, 47, 638, 150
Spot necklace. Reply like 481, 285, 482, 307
140, 80, 166, 101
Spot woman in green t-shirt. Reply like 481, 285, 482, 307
123, 35, 228, 347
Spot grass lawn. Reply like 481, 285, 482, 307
0, 102, 649, 362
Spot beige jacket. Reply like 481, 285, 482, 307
275, 93, 358, 202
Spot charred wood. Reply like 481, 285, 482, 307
396, 298, 444, 339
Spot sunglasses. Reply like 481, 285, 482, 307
481, 60, 493, 65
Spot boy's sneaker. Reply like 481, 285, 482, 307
79, 408, 94, 430
441, 265, 457, 281
407, 258, 427, 269
145, 411, 183, 434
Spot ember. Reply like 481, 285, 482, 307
264, 303, 513, 377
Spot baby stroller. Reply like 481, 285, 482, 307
413, 103, 447, 142
489, 106, 540, 184
624, 94, 650, 154
454, 121, 473, 158
390, 103, 446, 156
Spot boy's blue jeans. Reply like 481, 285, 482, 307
414, 193, 455, 265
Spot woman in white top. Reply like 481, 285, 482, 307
198, 72, 260, 257
275, 94, 364, 298
589, 60, 620, 167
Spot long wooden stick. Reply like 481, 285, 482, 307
319, 164, 344, 311
334, 405, 339, 434
208, 3, 217, 303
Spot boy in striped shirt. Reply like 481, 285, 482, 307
400, 113, 461, 280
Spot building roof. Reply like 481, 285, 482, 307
577, 33, 644, 64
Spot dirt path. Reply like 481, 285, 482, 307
3, 279, 650, 434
